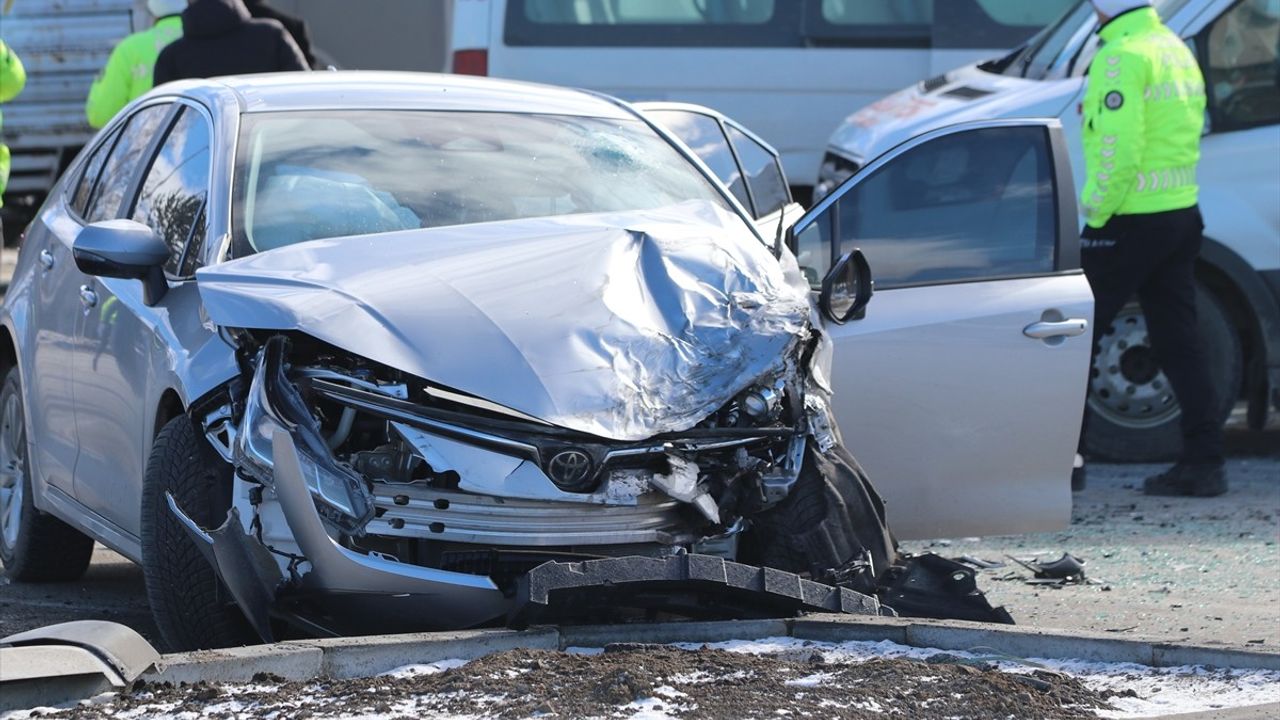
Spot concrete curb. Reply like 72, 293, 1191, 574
135, 616, 1280, 718
142, 616, 1280, 683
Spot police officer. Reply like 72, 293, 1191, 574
1079, 0, 1226, 497
85, 0, 186, 129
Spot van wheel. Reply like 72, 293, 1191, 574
141, 414, 256, 651
0, 368, 95, 581
1084, 284, 1240, 462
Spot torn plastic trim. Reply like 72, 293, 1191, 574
166, 495, 282, 642
269, 428, 511, 628
234, 337, 375, 535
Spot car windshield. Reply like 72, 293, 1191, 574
231, 110, 734, 255
1006, 0, 1195, 79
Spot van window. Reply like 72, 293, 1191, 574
507, 0, 787, 47
507, 0, 1072, 48
520, 0, 773, 24
809, 0, 1075, 49
1203, 0, 1280, 132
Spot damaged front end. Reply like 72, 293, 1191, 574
176, 330, 870, 638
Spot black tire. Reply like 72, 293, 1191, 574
745, 445, 896, 597
141, 413, 256, 651
1084, 284, 1241, 462
0, 368, 95, 581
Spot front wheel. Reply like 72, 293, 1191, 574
141, 414, 256, 651
0, 367, 95, 581
1083, 283, 1240, 462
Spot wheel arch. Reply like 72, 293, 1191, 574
154, 388, 187, 440
0, 325, 16, 382
1196, 236, 1280, 427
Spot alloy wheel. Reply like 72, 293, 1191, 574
0, 387, 26, 554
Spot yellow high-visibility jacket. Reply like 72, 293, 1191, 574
1080, 7, 1206, 229
86, 16, 183, 129
1, 39, 27, 206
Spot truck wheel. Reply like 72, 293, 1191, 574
141, 414, 256, 651
0, 368, 95, 581
1084, 284, 1240, 462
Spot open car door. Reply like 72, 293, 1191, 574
792, 119, 1093, 540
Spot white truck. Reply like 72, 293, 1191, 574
816, 0, 1280, 461
2, 0, 144, 236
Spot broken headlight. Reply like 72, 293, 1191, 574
235, 336, 375, 535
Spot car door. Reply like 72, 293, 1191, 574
25, 104, 172, 502
638, 103, 804, 237
72, 102, 213, 536
792, 119, 1093, 540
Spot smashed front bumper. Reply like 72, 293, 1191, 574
171, 428, 512, 639
171, 335, 880, 639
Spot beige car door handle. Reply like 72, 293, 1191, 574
1023, 319, 1088, 339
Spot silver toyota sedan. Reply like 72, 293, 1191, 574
0, 72, 1093, 649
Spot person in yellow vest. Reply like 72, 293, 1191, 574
1, 36, 25, 224
1078, 0, 1225, 497
85, 0, 186, 129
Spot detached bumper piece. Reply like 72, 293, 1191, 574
509, 554, 886, 629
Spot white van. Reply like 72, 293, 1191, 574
817, 0, 1280, 461
448, 0, 1075, 192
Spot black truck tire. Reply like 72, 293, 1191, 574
1084, 284, 1241, 462
0, 368, 95, 581
141, 414, 256, 651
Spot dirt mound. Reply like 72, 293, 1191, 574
62, 644, 1108, 719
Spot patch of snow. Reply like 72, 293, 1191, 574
662, 636, 1280, 718
623, 697, 681, 720
380, 658, 469, 678
785, 671, 837, 688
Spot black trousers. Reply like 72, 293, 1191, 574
1080, 205, 1224, 464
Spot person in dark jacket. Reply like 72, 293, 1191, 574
154, 0, 308, 85
244, 0, 316, 68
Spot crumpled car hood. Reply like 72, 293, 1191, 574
197, 201, 813, 441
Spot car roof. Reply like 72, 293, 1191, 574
168, 71, 636, 119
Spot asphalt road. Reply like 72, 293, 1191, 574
2, 421, 1275, 651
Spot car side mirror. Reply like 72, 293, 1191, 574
819, 249, 873, 324
73, 219, 169, 306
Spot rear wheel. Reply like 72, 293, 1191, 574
1084, 284, 1240, 462
0, 368, 95, 581
141, 414, 256, 651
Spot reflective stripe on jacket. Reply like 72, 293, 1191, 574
85, 16, 183, 129
1080, 7, 1205, 229
0, 39, 27, 205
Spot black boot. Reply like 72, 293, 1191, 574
1143, 462, 1227, 497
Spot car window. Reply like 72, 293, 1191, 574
233, 110, 735, 255
131, 107, 212, 276
1203, 0, 1280, 132
70, 126, 123, 218
521, 0, 774, 24
646, 110, 752, 212
800, 126, 1056, 289
726, 124, 789, 218
84, 104, 171, 224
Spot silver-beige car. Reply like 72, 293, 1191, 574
0, 73, 1092, 649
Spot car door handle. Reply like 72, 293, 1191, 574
39, 249, 55, 270
1023, 319, 1088, 339
79, 285, 98, 309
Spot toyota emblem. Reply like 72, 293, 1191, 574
547, 449, 594, 490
